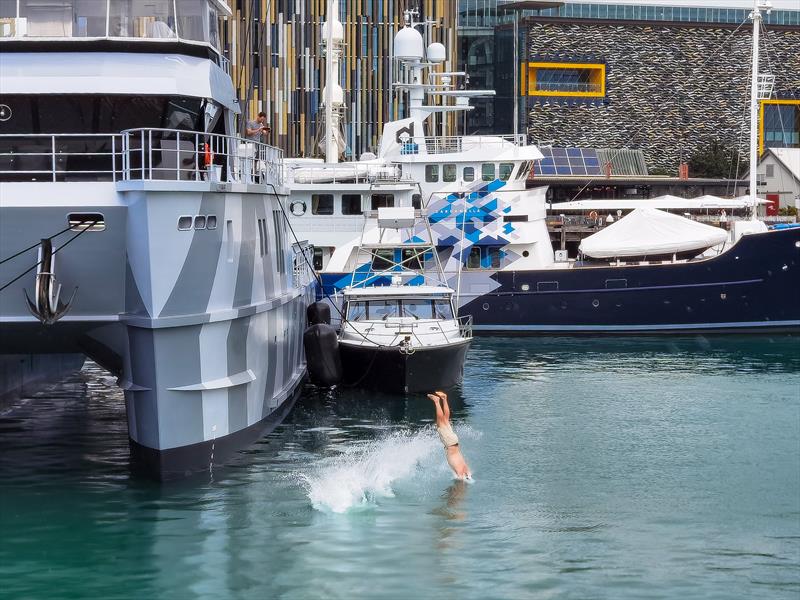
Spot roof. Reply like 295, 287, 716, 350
767, 148, 800, 183
0, 51, 238, 111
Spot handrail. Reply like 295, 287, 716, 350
399, 134, 527, 155
0, 129, 284, 187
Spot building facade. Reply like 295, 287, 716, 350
221, 0, 457, 159
459, 1, 800, 173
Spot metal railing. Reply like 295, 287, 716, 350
0, 133, 123, 182
121, 128, 283, 186
399, 134, 527, 155
292, 241, 315, 288
286, 162, 406, 185
0, 128, 283, 187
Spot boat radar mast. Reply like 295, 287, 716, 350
392, 9, 496, 127
321, 0, 345, 163
749, 0, 773, 220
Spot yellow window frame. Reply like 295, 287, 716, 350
524, 62, 606, 98
759, 99, 800, 156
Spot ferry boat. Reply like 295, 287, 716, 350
0, 0, 315, 478
311, 3, 799, 334
336, 207, 472, 393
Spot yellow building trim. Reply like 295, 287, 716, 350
526, 62, 606, 98
759, 99, 800, 156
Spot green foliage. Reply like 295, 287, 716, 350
778, 206, 798, 217
648, 166, 673, 176
688, 140, 749, 179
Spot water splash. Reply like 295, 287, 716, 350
298, 426, 452, 513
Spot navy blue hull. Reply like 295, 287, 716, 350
324, 228, 800, 334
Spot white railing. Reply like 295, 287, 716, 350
0, 129, 283, 187
292, 241, 315, 288
286, 162, 406, 185
121, 128, 283, 186
0, 133, 124, 182
399, 134, 527, 155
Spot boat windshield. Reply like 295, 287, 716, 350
3, 0, 222, 50
347, 298, 453, 321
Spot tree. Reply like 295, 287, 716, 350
688, 140, 749, 179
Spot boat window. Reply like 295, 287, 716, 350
108, 0, 177, 38
402, 249, 424, 270
372, 250, 395, 270
463, 166, 475, 182
402, 299, 434, 319
369, 300, 400, 320
176, 0, 209, 42
487, 247, 502, 268
412, 194, 422, 210
481, 163, 495, 181
347, 301, 368, 321
467, 247, 482, 269
425, 165, 439, 182
312, 194, 334, 215
499, 163, 514, 181
370, 194, 395, 209
434, 300, 454, 320
443, 164, 457, 182
342, 194, 362, 215
313, 247, 324, 271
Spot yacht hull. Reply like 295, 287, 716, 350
0, 181, 313, 479
323, 227, 800, 334
339, 339, 471, 394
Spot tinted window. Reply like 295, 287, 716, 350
481, 163, 495, 181
443, 164, 457, 182
412, 194, 422, 209
499, 163, 514, 181
425, 165, 439, 182
342, 194, 362, 215
467, 246, 481, 268
312, 194, 333, 215
463, 166, 475, 182
371, 194, 394, 209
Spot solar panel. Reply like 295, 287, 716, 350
533, 147, 603, 176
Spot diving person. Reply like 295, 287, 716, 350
427, 391, 472, 480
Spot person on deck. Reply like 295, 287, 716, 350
246, 112, 270, 141
428, 391, 472, 480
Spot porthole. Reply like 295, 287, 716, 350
178, 216, 193, 230
522, 250, 530, 257
207, 215, 217, 230
482, 303, 490, 311
520, 283, 530, 291
592, 299, 599, 308
194, 216, 206, 230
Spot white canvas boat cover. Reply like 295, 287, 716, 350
579, 208, 728, 259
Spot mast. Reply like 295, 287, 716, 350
322, 0, 342, 163
748, 0, 771, 218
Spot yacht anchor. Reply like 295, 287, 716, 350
24, 238, 77, 325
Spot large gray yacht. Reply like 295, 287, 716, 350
0, 0, 314, 478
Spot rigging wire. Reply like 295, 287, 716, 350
0, 221, 98, 295
0, 225, 74, 266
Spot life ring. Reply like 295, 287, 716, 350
290, 201, 307, 216
588, 210, 598, 220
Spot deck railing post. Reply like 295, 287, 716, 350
51, 135, 56, 182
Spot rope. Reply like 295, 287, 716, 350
0, 225, 74, 265
0, 221, 98, 294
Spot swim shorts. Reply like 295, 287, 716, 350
437, 423, 459, 448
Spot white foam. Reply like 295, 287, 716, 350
298, 427, 444, 513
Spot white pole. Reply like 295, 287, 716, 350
513, 10, 519, 139
454, 191, 468, 315
324, 0, 336, 164
748, 0, 762, 219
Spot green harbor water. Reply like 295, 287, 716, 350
1, 336, 798, 599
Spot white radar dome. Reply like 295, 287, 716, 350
426, 42, 446, 63
394, 26, 424, 60
321, 19, 344, 42
322, 83, 344, 105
